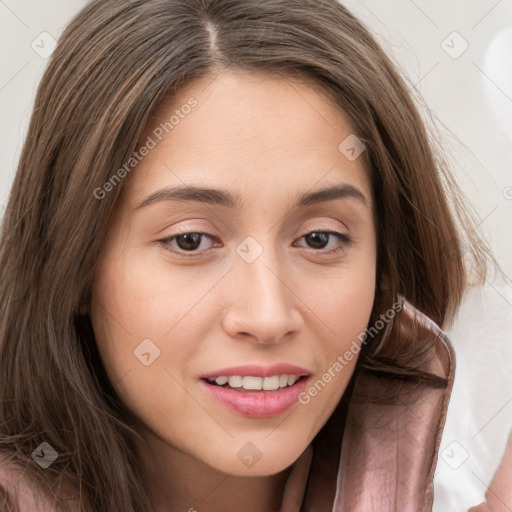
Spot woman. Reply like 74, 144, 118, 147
0, 0, 504, 511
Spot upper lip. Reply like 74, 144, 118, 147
200, 363, 311, 379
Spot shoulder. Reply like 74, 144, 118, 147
0, 451, 23, 505
0, 451, 57, 512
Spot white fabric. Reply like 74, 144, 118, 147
433, 277, 512, 511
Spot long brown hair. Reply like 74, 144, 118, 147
0, 0, 495, 510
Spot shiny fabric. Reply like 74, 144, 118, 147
301, 301, 455, 511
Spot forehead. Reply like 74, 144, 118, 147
122, 69, 372, 208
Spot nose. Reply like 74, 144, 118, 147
221, 244, 303, 345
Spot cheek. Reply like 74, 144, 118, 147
91, 246, 185, 343
96, 246, 222, 338
293, 257, 375, 422
306, 259, 376, 348
89, 249, 209, 406
334, 244, 376, 344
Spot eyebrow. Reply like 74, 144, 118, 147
134, 183, 367, 210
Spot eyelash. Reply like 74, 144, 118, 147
157, 230, 353, 258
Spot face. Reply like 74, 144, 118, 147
89, 70, 377, 477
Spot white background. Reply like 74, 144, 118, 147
1, 1, 511, 510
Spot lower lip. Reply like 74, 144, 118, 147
199, 377, 310, 418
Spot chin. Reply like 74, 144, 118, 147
204, 441, 306, 477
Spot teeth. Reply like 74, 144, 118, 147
287, 375, 297, 386
209, 374, 302, 391
262, 376, 280, 390
228, 376, 243, 388
243, 376, 263, 389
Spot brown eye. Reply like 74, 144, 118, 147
304, 232, 330, 249
175, 233, 203, 251
159, 232, 218, 255
295, 231, 352, 254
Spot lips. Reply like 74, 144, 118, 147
199, 363, 311, 418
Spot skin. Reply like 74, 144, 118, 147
88, 69, 377, 512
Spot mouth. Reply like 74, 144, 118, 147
199, 368, 311, 418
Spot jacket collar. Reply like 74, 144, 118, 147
301, 301, 456, 511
